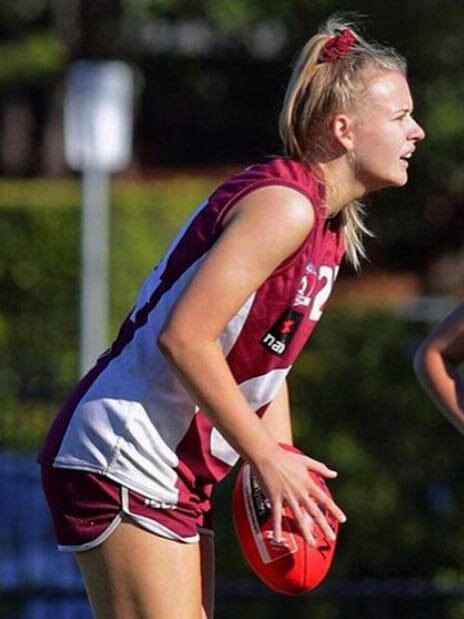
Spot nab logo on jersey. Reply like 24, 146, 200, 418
261, 308, 304, 356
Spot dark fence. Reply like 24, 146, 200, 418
3, 582, 464, 619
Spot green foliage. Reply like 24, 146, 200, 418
0, 175, 222, 447
110, 175, 224, 327
425, 80, 464, 141
128, 0, 263, 26
287, 308, 464, 579
0, 0, 48, 25
0, 32, 66, 87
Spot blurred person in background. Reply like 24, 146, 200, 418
38, 14, 424, 619
415, 300, 464, 434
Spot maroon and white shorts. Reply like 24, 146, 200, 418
41, 466, 214, 551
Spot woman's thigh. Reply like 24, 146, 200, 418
199, 533, 215, 619
75, 518, 204, 619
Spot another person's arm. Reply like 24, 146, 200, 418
158, 185, 345, 546
414, 299, 464, 435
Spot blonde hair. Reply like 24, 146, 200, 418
279, 15, 407, 270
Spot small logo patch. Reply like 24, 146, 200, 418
144, 498, 177, 510
294, 262, 318, 308
260, 308, 304, 356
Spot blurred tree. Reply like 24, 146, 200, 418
0, 0, 463, 269
124, 0, 464, 273
0, 0, 66, 174
0, 0, 128, 175
53, 0, 127, 59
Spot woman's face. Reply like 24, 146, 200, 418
348, 70, 425, 191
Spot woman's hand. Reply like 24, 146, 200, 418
252, 444, 346, 547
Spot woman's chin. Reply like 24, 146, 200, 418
359, 169, 409, 193
380, 172, 409, 189
394, 173, 409, 187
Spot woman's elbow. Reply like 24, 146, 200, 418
413, 342, 430, 381
157, 326, 202, 362
157, 327, 183, 359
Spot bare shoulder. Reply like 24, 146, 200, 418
426, 300, 464, 342
418, 299, 464, 362
223, 185, 315, 244
159, 185, 317, 344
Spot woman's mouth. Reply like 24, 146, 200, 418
400, 150, 414, 166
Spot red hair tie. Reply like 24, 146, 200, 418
318, 29, 357, 63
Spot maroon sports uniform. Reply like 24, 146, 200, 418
39, 157, 345, 548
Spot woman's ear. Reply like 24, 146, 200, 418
331, 114, 354, 152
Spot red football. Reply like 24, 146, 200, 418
232, 445, 339, 595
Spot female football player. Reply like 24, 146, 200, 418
414, 300, 464, 434
39, 14, 425, 619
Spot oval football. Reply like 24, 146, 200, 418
232, 446, 338, 595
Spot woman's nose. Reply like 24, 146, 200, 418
411, 119, 425, 142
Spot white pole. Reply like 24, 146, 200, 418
64, 61, 134, 376
80, 168, 110, 376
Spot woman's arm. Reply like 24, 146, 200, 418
414, 299, 464, 435
261, 379, 293, 445
158, 185, 345, 545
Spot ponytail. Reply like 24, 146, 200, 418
279, 15, 406, 269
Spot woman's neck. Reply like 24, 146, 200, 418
317, 156, 367, 215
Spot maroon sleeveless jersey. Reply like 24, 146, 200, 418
38, 157, 345, 515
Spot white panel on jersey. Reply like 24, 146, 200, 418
238, 367, 290, 411
210, 427, 240, 467
55, 253, 212, 501
189, 290, 256, 468
54, 397, 182, 503
217, 292, 256, 356
209, 367, 291, 467
55, 237, 275, 499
